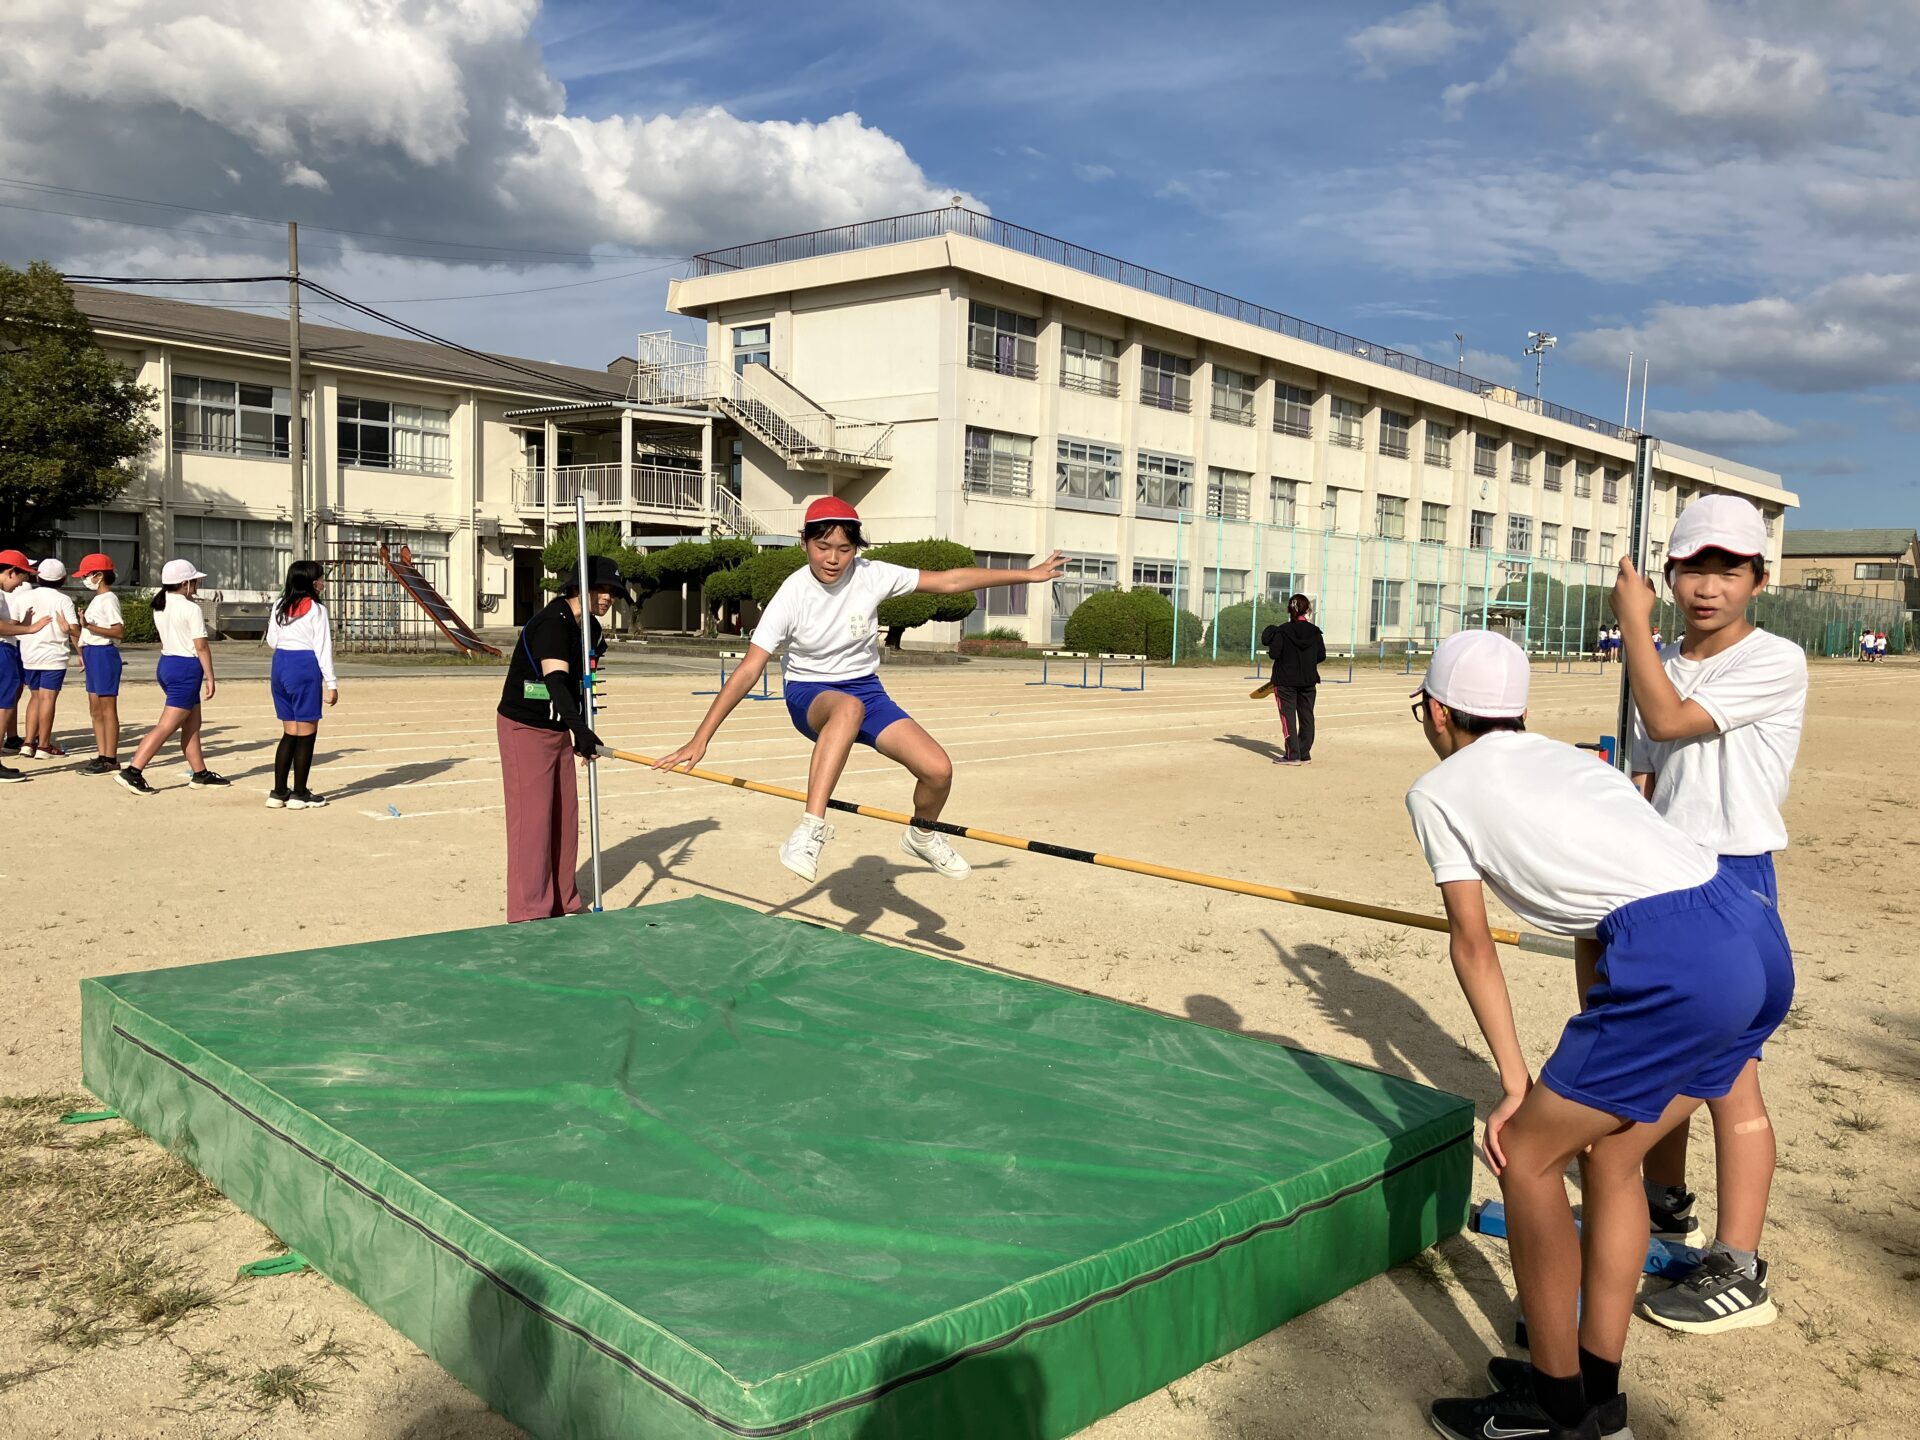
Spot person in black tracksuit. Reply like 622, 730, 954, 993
1265, 594, 1325, 764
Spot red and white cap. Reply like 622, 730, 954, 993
0, 548, 32, 573
1667, 495, 1767, 562
1412, 630, 1530, 719
74, 553, 115, 577
803, 496, 860, 526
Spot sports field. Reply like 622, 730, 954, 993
3, 652, 1916, 1438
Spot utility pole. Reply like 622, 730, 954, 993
1454, 331, 1465, 370
1525, 330, 1557, 401
288, 222, 306, 560
1622, 349, 1635, 428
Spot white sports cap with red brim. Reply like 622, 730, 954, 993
1667, 495, 1767, 561
1412, 629, 1530, 719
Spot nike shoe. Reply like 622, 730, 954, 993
116, 766, 155, 795
287, 790, 328, 809
900, 825, 970, 879
1430, 1389, 1600, 1440
1486, 1359, 1632, 1440
1638, 1252, 1776, 1334
779, 816, 833, 882
1646, 1184, 1700, 1242
188, 769, 231, 788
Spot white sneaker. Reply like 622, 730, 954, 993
900, 825, 971, 880
779, 815, 833, 881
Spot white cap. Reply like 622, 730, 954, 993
1413, 630, 1530, 719
161, 558, 208, 586
34, 557, 67, 583
1667, 495, 1767, 562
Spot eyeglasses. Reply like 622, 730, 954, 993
1410, 695, 1430, 724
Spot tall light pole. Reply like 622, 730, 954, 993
1454, 331, 1466, 370
1525, 330, 1557, 401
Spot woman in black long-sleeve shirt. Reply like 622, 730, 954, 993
1264, 594, 1325, 764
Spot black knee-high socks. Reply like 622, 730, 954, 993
273, 734, 298, 793
291, 733, 317, 793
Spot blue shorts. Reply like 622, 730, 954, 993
1541, 867, 1794, 1124
271, 650, 325, 723
783, 673, 911, 750
82, 647, 122, 697
156, 655, 204, 710
24, 667, 65, 692
0, 645, 19, 709
1720, 852, 1779, 909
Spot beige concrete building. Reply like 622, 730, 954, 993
1780, 528, 1919, 628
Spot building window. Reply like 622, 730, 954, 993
1059, 327, 1121, 396
1469, 510, 1494, 550
1052, 553, 1118, 640
1379, 409, 1411, 459
173, 514, 291, 592
1575, 460, 1595, 498
337, 525, 451, 591
1270, 478, 1299, 527
1140, 349, 1193, 411
1420, 502, 1448, 544
1274, 383, 1314, 438
338, 397, 452, 475
1132, 558, 1182, 604
1416, 582, 1442, 631
1474, 434, 1498, 478
1265, 570, 1309, 602
1540, 523, 1560, 559
171, 375, 292, 458
965, 552, 1032, 633
1602, 469, 1622, 504
1368, 579, 1404, 640
1599, 532, 1615, 565
1210, 367, 1256, 425
1206, 467, 1252, 519
1375, 495, 1407, 540
1136, 451, 1194, 513
1423, 419, 1453, 468
1329, 396, 1363, 449
732, 324, 770, 373
1856, 562, 1916, 580
1056, 437, 1121, 510
1323, 486, 1354, 532
1571, 527, 1590, 563
1201, 567, 1248, 610
963, 427, 1034, 497
967, 302, 1038, 379
1511, 445, 1534, 484
1763, 510, 1778, 536
53, 508, 142, 581
1507, 514, 1533, 555
725, 439, 743, 497
1543, 452, 1566, 492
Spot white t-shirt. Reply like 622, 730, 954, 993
1875, 636, 1888, 652
154, 595, 208, 658
265, 599, 337, 687
0, 588, 14, 650
17, 585, 77, 670
750, 558, 920, 683
1633, 628, 1806, 857
1406, 730, 1717, 937
80, 591, 123, 648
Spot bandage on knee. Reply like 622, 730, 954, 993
1731, 1117, 1771, 1135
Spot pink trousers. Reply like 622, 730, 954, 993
497, 714, 583, 923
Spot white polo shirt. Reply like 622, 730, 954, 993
751, 558, 921, 683
1633, 628, 1807, 857
1406, 730, 1717, 937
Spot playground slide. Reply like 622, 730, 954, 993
379, 545, 501, 657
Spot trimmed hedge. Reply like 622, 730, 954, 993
119, 592, 157, 643
1063, 588, 1202, 661
1203, 597, 1290, 656
868, 538, 977, 646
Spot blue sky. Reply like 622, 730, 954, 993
3, 1, 1912, 528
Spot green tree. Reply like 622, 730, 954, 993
704, 545, 808, 608
0, 262, 158, 541
867, 538, 978, 647
639, 537, 758, 633
541, 524, 643, 594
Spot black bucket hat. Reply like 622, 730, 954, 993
582, 554, 635, 604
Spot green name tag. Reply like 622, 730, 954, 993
522, 680, 550, 701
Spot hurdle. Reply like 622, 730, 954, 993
1325, 652, 1357, 684
1027, 650, 1096, 689
693, 650, 781, 701
1097, 653, 1147, 691
611, 746, 1576, 957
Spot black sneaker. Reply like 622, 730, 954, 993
1486, 1359, 1631, 1440
116, 766, 154, 795
0, 762, 25, 784
265, 789, 291, 809
83, 756, 117, 775
2, 735, 20, 753
1646, 1184, 1699, 1242
188, 769, 231, 788
287, 789, 328, 809
1431, 1389, 1601, 1439
1638, 1252, 1775, 1333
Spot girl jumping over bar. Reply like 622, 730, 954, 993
656, 497, 1062, 882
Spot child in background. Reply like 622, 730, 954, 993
1618, 495, 1805, 1334
74, 555, 125, 774
1267, 593, 1325, 765
263, 559, 339, 809
1874, 631, 1887, 662
117, 559, 228, 794
1407, 630, 1790, 1440
18, 558, 78, 760
0, 549, 51, 784
1858, 627, 1873, 662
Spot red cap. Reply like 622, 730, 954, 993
0, 549, 32, 572
804, 496, 860, 526
74, 553, 115, 577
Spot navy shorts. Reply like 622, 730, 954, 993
82, 647, 122, 697
784, 673, 911, 749
156, 655, 204, 710
1541, 867, 1795, 1124
271, 650, 325, 723
0, 644, 19, 709
24, 667, 65, 692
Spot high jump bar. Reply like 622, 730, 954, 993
605, 747, 1577, 958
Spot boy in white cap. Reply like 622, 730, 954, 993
1408, 630, 1791, 1440
0, 549, 52, 783
1615, 493, 1805, 1334
17, 557, 78, 759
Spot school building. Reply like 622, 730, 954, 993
1779, 528, 1919, 633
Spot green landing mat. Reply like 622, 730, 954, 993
82, 897, 1471, 1439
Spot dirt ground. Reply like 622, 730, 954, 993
2, 650, 1915, 1439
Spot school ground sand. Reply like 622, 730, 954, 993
2, 654, 1915, 1439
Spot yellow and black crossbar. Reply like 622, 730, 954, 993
608, 748, 1577, 958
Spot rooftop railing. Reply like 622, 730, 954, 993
693, 206, 1638, 442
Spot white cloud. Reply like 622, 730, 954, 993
1644, 408, 1798, 447
1349, 4, 1472, 79
282, 162, 329, 192
1073, 163, 1115, 183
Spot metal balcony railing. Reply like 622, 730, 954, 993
1210, 399, 1256, 426
1380, 438, 1410, 459
1059, 368, 1121, 397
1273, 414, 1313, 439
515, 464, 704, 511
